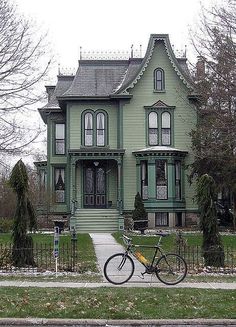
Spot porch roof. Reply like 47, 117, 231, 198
132, 146, 188, 157
69, 148, 125, 159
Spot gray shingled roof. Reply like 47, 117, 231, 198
62, 60, 130, 97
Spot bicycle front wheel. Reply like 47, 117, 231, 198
103, 253, 135, 285
156, 253, 187, 285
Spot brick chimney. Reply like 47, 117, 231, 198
195, 56, 205, 80
45, 85, 55, 102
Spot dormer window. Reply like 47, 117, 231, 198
154, 68, 165, 91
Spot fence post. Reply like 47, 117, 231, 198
71, 227, 77, 271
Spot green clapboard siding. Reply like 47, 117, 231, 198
122, 41, 197, 210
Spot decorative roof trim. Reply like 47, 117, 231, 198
116, 34, 194, 94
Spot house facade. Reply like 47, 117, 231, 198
35, 34, 198, 232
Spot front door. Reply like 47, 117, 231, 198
84, 164, 106, 208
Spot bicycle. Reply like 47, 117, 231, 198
103, 232, 187, 285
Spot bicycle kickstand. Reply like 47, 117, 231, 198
138, 271, 147, 280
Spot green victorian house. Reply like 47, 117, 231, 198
35, 34, 198, 232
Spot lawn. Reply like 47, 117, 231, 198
113, 231, 236, 251
0, 287, 235, 319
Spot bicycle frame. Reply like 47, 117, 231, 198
123, 235, 167, 271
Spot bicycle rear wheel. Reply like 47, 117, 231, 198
103, 253, 135, 285
156, 253, 187, 285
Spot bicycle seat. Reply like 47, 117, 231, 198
156, 232, 170, 237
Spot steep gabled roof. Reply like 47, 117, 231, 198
116, 34, 195, 94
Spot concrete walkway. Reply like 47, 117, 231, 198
90, 232, 155, 283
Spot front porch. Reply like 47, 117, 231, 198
69, 148, 125, 232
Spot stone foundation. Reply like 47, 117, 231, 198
36, 214, 69, 230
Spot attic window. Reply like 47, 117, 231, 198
154, 68, 165, 91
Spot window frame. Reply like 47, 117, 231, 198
155, 212, 169, 227
54, 167, 66, 204
148, 111, 158, 146
82, 110, 108, 147
54, 122, 65, 155
146, 108, 174, 147
153, 68, 165, 92
161, 111, 171, 146
156, 159, 168, 200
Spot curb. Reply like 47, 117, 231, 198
0, 319, 236, 326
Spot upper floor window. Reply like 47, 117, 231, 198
147, 110, 172, 146
96, 112, 105, 146
161, 112, 171, 145
85, 112, 93, 146
55, 123, 65, 155
83, 110, 107, 147
154, 68, 165, 91
148, 111, 158, 145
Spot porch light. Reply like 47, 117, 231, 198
93, 161, 99, 167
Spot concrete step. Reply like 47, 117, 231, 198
70, 209, 121, 233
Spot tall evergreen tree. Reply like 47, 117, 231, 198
196, 174, 224, 267
132, 192, 148, 233
9, 159, 37, 267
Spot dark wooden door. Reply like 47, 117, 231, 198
84, 165, 106, 208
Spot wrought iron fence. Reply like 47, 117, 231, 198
0, 243, 236, 273
176, 245, 236, 273
0, 243, 78, 273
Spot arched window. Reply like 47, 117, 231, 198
96, 112, 105, 146
161, 112, 171, 145
84, 112, 93, 146
148, 111, 158, 145
154, 68, 165, 91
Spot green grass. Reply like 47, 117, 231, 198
0, 287, 235, 319
113, 231, 236, 250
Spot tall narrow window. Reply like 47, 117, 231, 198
96, 112, 105, 146
55, 168, 65, 203
175, 160, 181, 200
55, 123, 65, 154
141, 161, 148, 200
156, 160, 168, 199
161, 112, 171, 145
154, 68, 165, 91
85, 113, 93, 146
148, 111, 158, 145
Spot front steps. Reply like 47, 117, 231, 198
70, 209, 122, 233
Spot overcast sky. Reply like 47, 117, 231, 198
14, 0, 222, 79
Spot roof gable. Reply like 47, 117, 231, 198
116, 34, 195, 94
